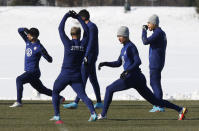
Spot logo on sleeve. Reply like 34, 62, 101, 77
124, 51, 126, 56
121, 56, 125, 65
26, 48, 32, 57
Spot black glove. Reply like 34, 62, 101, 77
143, 25, 148, 30
120, 70, 128, 79
69, 10, 78, 18
98, 62, 107, 70
83, 57, 88, 66
24, 28, 29, 35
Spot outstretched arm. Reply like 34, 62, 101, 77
142, 29, 159, 45
18, 28, 28, 42
105, 55, 122, 67
98, 55, 122, 70
58, 13, 71, 46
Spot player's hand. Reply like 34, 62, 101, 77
69, 10, 78, 18
120, 70, 128, 79
24, 28, 29, 35
142, 25, 148, 30
98, 62, 107, 70
83, 57, 88, 66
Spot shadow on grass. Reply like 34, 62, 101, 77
108, 117, 199, 121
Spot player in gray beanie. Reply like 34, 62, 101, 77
142, 14, 167, 113
148, 14, 159, 26
117, 26, 129, 38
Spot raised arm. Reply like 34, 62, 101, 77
18, 28, 28, 42
125, 46, 141, 72
58, 13, 71, 46
142, 29, 159, 45
77, 15, 89, 47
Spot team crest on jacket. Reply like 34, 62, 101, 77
26, 48, 32, 57
34, 46, 37, 51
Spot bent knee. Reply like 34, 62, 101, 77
106, 85, 115, 93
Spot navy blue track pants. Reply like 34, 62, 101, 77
52, 72, 95, 116
101, 72, 182, 116
16, 71, 52, 103
74, 62, 101, 103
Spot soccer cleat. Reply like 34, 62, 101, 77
149, 106, 157, 112
50, 116, 61, 121
55, 120, 64, 124
149, 106, 165, 112
9, 102, 22, 108
94, 102, 104, 109
178, 107, 188, 120
63, 102, 78, 109
97, 114, 107, 120
156, 107, 165, 112
60, 97, 65, 104
88, 113, 97, 122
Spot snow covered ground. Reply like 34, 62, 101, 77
0, 6, 199, 100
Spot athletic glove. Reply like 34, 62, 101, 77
24, 28, 29, 35
69, 10, 78, 18
83, 57, 88, 66
98, 62, 107, 70
120, 70, 128, 79
142, 25, 148, 30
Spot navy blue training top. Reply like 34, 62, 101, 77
105, 41, 141, 74
142, 27, 167, 70
18, 28, 52, 72
58, 13, 88, 77
84, 21, 99, 61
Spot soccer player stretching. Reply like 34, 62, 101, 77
50, 11, 97, 124
10, 27, 64, 107
64, 9, 103, 109
97, 26, 187, 120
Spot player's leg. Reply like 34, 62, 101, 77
89, 62, 102, 108
71, 81, 97, 121
10, 72, 32, 107
50, 74, 68, 121
64, 64, 90, 109
100, 79, 130, 118
30, 78, 65, 103
150, 69, 163, 99
149, 69, 164, 112
73, 64, 89, 104
30, 78, 52, 96
135, 73, 187, 119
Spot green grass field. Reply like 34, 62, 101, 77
0, 100, 199, 131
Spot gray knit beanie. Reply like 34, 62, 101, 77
117, 26, 129, 37
148, 14, 159, 26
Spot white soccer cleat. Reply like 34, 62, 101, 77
97, 114, 107, 120
50, 116, 61, 121
9, 102, 22, 108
